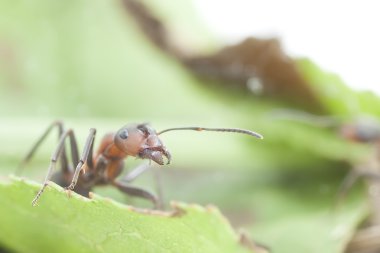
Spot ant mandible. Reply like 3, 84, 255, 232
18, 121, 263, 208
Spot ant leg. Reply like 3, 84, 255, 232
121, 164, 164, 209
359, 172, 380, 181
337, 169, 380, 207
121, 163, 151, 182
112, 180, 158, 208
153, 166, 164, 210
65, 128, 96, 191
85, 132, 95, 170
17, 120, 71, 175
31, 129, 81, 206
336, 170, 361, 206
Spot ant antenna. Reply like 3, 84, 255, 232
157, 127, 263, 139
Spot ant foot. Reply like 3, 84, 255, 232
31, 198, 39, 207
65, 182, 76, 191
64, 188, 73, 198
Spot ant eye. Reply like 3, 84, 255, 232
137, 124, 150, 136
119, 129, 129, 139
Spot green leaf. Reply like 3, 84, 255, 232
0, 177, 254, 253
297, 58, 380, 115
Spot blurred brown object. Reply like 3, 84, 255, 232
184, 38, 324, 112
122, 0, 325, 113
122, 0, 166, 49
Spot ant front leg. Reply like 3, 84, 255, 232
65, 128, 96, 191
32, 128, 95, 206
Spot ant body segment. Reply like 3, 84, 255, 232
19, 121, 262, 208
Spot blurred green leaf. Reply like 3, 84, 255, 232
0, 0, 223, 119
297, 58, 380, 115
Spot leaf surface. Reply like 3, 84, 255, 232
0, 177, 253, 253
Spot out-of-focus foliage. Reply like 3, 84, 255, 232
298, 58, 380, 116
0, 0, 217, 119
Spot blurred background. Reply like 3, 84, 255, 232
1, 0, 380, 252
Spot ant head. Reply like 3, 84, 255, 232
114, 123, 262, 165
340, 120, 380, 143
114, 123, 171, 165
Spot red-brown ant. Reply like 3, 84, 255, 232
18, 121, 262, 208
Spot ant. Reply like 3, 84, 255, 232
18, 121, 263, 208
